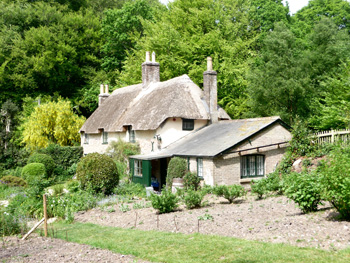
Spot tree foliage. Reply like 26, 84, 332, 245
22, 99, 85, 150
117, 0, 258, 119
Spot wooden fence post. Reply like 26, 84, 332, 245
43, 194, 48, 237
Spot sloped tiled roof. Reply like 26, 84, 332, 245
80, 75, 230, 133
131, 116, 289, 159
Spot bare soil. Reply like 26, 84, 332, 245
0, 234, 151, 263
2, 194, 350, 262
75, 194, 350, 250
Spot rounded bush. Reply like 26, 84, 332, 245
166, 157, 187, 188
21, 163, 46, 182
283, 172, 322, 213
27, 153, 55, 177
76, 153, 119, 195
21, 163, 50, 194
0, 175, 27, 187
183, 172, 201, 191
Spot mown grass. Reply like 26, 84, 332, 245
52, 221, 350, 263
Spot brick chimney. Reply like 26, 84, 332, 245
142, 51, 160, 88
99, 84, 110, 106
203, 57, 218, 123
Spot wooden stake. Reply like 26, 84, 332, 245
157, 215, 159, 230
43, 194, 48, 237
22, 218, 45, 240
197, 219, 200, 233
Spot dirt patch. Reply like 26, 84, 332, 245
75, 194, 350, 250
0, 234, 151, 263
2, 194, 350, 262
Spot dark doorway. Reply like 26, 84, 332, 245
160, 158, 168, 189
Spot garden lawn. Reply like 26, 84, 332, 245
53, 222, 350, 263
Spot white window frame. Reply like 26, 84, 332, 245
241, 155, 265, 178
197, 157, 203, 178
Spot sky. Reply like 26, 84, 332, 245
283, 0, 309, 14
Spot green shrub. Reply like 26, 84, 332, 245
65, 180, 81, 193
0, 175, 26, 187
183, 188, 206, 209
319, 147, 350, 219
150, 189, 178, 214
106, 139, 140, 164
76, 153, 119, 195
251, 179, 267, 199
114, 181, 146, 198
38, 144, 83, 170
22, 163, 51, 196
46, 190, 97, 219
213, 184, 246, 203
6, 193, 43, 218
183, 172, 201, 191
27, 153, 55, 177
48, 183, 65, 196
265, 172, 284, 194
0, 210, 28, 236
283, 172, 322, 213
166, 157, 188, 188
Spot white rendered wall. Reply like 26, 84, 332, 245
81, 118, 208, 155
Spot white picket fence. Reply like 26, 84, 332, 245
315, 129, 350, 144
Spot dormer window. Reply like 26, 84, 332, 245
128, 126, 135, 143
182, 119, 194, 131
84, 133, 89, 144
102, 131, 108, 144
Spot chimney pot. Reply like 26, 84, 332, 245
100, 84, 104, 94
207, 57, 213, 71
142, 51, 160, 88
105, 84, 109, 94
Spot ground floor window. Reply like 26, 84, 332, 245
134, 159, 142, 177
197, 158, 203, 178
241, 155, 264, 178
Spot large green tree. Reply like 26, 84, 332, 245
0, 1, 103, 104
292, 0, 350, 37
117, 0, 258, 119
101, 0, 161, 72
248, 18, 350, 124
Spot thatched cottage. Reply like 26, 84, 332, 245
80, 52, 292, 188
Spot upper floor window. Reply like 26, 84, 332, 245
128, 126, 135, 143
197, 157, 203, 178
84, 133, 89, 144
102, 131, 108, 144
241, 155, 264, 178
182, 119, 194, 131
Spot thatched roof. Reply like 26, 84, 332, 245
80, 75, 230, 133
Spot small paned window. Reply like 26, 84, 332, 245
134, 160, 142, 177
128, 126, 135, 143
84, 133, 89, 144
182, 119, 194, 131
102, 131, 108, 144
197, 158, 203, 178
241, 155, 265, 178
